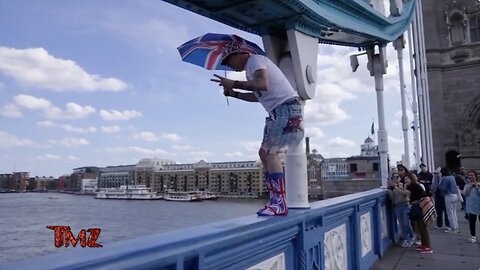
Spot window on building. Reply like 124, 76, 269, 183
373, 163, 379, 171
470, 16, 480, 43
350, 164, 358, 172
448, 11, 467, 46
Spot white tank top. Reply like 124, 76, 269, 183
245, 55, 298, 113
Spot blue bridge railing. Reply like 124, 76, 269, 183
2, 188, 398, 270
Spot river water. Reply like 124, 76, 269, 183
0, 192, 265, 263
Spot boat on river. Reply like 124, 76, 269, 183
163, 191, 203, 202
95, 185, 162, 200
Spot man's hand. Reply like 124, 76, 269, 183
223, 87, 236, 97
211, 74, 234, 89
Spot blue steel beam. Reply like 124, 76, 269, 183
162, 0, 416, 47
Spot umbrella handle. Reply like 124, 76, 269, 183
224, 70, 229, 106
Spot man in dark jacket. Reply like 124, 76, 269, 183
455, 167, 468, 210
418, 164, 433, 196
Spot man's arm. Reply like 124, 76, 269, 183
235, 92, 258, 102
233, 69, 268, 91
211, 69, 268, 92
223, 87, 258, 102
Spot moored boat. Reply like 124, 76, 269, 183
163, 191, 202, 202
95, 185, 162, 200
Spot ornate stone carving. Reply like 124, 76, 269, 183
381, 206, 388, 239
247, 252, 285, 270
324, 224, 347, 270
360, 212, 373, 257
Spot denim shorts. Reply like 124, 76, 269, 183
261, 98, 304, 152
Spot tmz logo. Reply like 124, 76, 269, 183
47, 226, 102, 248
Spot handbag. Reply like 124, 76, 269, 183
456, 186, 464, 203
409, 203, 422, 221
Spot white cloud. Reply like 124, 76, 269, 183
49, 138, 89, 148
37, 120, 57, 127
100, 109, 142, 121
67, 155, 79, 161
328, 136, 355, 147
189, 151, 214, 162
13, 94, 51, 110
0, 46, 127, 92
51, 103, 96, 119
0, 104, 23, 118
305, 83, 356, 126
12, 94, 96, 119
172, 144, 192, 151
305, 127, 325, 139
105, 146, 168, 156
0, 131, 36, 148
101, 125, 121, 133
241, 141, 261, 152
224, 151, 244, 157
37, 154, 62, 160
160, 132, 182, 142
133, 131, 158, 142
388, 135, 403, 144
61, 124, 97, 133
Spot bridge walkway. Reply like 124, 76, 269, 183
373, 207, 480, 270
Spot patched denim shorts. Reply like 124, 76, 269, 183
261, 98, 304, 152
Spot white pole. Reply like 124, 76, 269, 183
285, 134, 309, 208
417, 0, 435, 170
393, 36, 410, 168
368, 47, 389, 187
407, 26, 421, 168
411, 7, 428, 168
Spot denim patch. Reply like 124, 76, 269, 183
261, 99, 304, 152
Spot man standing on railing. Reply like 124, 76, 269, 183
211, 42, 304, 216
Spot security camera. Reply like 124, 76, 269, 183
350, 54, 359, 72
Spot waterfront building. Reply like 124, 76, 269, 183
422, 0, 480, 172
305, 137, 324, 198
0, 172, 29, 191
69, 167, 99, 192
32, 176, 57, 191
134, 158, 174, 188
98, 165, 135, 188
0, 174, 12, 190
321, 137, 381, 181
321, 158, 350, 181
57, 174, 70, 191
136, 159, 265, 197
360, 137, 379, 157
81, 179, 98, 193
346, 156, 381, 180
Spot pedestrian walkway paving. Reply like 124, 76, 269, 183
373, 210, 480, 270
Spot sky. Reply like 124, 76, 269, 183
0, 0, 418, 177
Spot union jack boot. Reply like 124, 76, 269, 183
257, 173, 288, 216
263, 172, 272, 195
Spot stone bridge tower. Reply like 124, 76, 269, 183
422, 0, 480, 172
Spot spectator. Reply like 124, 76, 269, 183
455, 167, 468, 211
464, 170, 480, 243
388, 173, 414, 247
405, 173, 432, 253
431, 167, 450, 229
439, 167, 460, 233
418, 163, 433, 196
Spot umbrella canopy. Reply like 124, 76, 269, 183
177, 33, 265, 70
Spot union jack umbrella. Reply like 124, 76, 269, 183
177, 33, 265, 70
